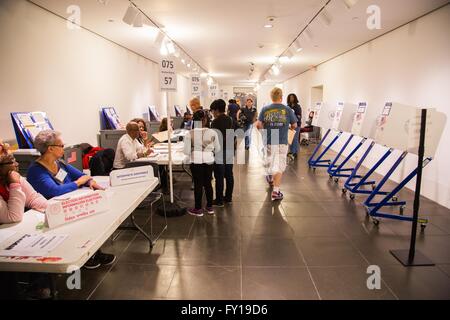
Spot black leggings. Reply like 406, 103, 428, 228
190, 163, 214, 209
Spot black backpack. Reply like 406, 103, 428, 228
89, 148, 115, 176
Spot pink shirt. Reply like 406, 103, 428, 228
0, 177, 48, 224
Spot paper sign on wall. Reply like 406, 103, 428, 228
46, 191, 109, 229
110, 166, 155, 187
160, 59, 177, 91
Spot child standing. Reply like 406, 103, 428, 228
184, 110, 221, 216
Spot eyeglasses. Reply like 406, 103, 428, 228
0, 161, 17, 166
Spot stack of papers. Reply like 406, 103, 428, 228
0, 230, 16, 245
0, 234, 68, 257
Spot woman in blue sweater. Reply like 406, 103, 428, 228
27, 130, 114, 269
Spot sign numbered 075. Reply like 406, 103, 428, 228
160, 59, 177, 91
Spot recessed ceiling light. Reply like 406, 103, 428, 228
108, 18, 114, 23
352, 16, 359, 20
264, 24, 273, 28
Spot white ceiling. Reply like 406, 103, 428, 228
32, 0, 447, 86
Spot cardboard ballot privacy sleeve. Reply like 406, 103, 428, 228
46, 191, 109, 229
374, 103, 447, 157
315, 102, 335, 130
336, 103, 358, 132
109, 166, 155, 187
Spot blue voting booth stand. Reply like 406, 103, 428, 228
307, 129, 341, 171
327, 136, 369, 183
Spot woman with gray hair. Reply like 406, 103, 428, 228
27, 130, 103, 198
27, 130, 115, 269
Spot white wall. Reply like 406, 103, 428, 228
283, 5, 450, 208
0, 0, 190, 145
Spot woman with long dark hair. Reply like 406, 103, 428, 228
286, 93, 302, 158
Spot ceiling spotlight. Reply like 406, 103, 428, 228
320, 8, 332, 26
264, 16, 275, 28
207, 77, 213, 86
304, 28, 314, 41
292, 39, 303, 52
166, 40, 176, 54
186, 59, 192, 68
123, 4, 139, 25
271, 65, 280, 76
280, 50, 294, 62
154, 31, 165, 47
160, 42, 168, 56
343, 0, 359, 9
132, 12, 143, 27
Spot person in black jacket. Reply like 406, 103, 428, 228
287, 93, 302, 158
236, 98, 257, 150
210, 99, 234, 206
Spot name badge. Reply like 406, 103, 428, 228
54, 168, 68, 183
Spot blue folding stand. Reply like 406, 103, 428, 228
307, 129, 341, 171
327, 135, 368, 182
362, 151, 431, 229
343, 142, 394, 199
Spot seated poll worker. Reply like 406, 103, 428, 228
131, 117, 154, 148
27, 130, 115, 269
0, 142, 47, 224
113, 121, 153, 169
27, 130, 104, 197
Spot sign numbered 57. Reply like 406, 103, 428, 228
160, 59, 177, 92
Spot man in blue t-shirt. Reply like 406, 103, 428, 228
255, 87, 297, 201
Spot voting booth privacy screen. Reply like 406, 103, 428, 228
336, 103, 358, 132
374, 103, 447, 157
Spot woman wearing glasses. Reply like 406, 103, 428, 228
27, 130, 114, 270
27, 130, 104, 197
0, 142, 47, 224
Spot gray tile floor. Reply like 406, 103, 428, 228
29, 145, 450, 299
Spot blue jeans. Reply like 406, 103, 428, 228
244, 123, 253, 148
290, 126, 301, 155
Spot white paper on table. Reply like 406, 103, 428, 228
0, 234, 68, 257
0, 230, 16, 245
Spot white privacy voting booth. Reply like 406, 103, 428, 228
374, 103, 447, 158
350, 102, 383, 139
308, 102, 359, 170
335, 102, 358, 132
361, 103, 447, 228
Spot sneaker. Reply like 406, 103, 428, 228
26, 287, 52, 300
83, 254, 101, 270
187, 208, 204, 217
271, 191, 284, 201
212, 199, 224, 207
96, 251, 116, 266
224, 198, 233, 204
265, 175, 274, 187
205, 207, 215, 215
